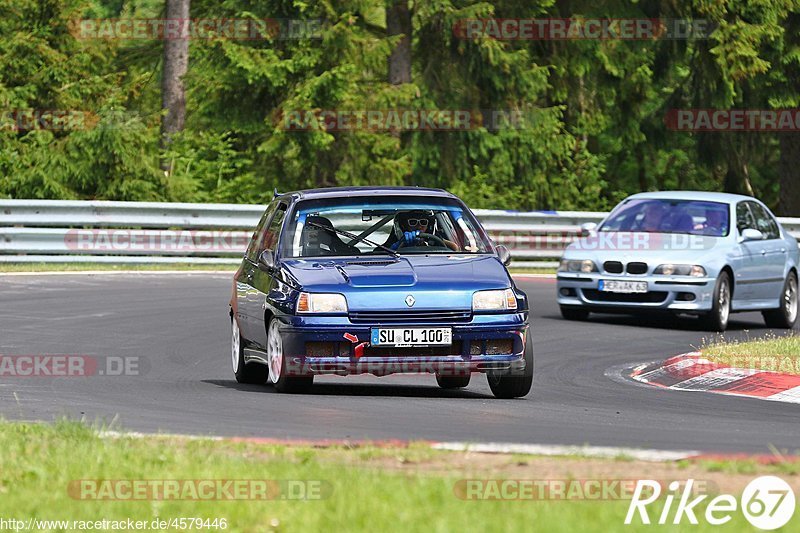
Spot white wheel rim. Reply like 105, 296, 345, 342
719, 280, 730, 325
231, 318, 240, 373
785, 276, 798, 323
267, 321, 283, 384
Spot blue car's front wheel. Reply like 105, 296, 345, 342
486, 331, 533, 399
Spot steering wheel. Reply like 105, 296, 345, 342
396, 232, 448, 249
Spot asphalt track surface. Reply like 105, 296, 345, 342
1, 273, 797, 453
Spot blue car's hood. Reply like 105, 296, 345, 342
281, 255, 511, 311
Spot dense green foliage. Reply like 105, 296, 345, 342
1, 1, 798, 212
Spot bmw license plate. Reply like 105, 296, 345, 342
599, 280, 648, 294
371, 328, 452, 347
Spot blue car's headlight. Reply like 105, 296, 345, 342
473, 289, 518, 311
558, 259, 598, 273
297, 292, 348, 313
654, 264, 706, 277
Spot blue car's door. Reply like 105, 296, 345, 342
747, 202, 788, 302
238, 201, 286, 347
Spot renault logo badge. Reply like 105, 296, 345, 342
405, 295, 415, 307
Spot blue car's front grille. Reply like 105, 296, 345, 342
348, 310, 472, 324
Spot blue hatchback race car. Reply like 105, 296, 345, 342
229, 186, 532, 398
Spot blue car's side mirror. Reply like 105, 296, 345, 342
258, 250, 276, 272
496, 245, 512, 266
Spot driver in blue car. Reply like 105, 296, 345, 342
384, 210, 459, 251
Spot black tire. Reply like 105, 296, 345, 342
487, 331, 533, 399
763, 271, 799, 329
231, 316, 268, 384
699, 271, 732, 332
266, 318, 313, 393
560, 305, 589, 321
435, 373, 471, 389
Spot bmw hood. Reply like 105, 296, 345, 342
562, 232, 729, 265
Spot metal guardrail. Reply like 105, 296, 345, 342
1, 199, 798, 267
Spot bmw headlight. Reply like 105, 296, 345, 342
654, 264, 706, 277
296, 292, 348, 313
558, 259, 598, 273
473, 289, 518, 311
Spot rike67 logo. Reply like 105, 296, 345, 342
625, 476, 795, 530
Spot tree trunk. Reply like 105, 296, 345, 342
779, 133, 800, 216
160, 0, 190, 173
387, 1, 411, 85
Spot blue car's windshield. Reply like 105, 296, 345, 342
281, 196, 492, 258
599, 199, 730, 237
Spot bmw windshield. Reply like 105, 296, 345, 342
280, 196, 493, 258
598, 199, 731, 237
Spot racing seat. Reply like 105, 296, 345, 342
301, 215, 359, 256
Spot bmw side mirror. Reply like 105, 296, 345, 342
258, 249, 276, 272
496, 245, 512, 266
740, 228, 764, 242
580, 222, 598, 237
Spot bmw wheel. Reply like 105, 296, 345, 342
763, 271, 799, 329
435, 373, 471, 389
700, 271, 731, 332
560, 305, 589, 321
267, 318, 313, 393
231, 316, 268, 384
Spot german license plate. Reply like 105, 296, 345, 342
371, 328, 452, 346
598, 280, 648, 293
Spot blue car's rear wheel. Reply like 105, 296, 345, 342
267, 318, 313, 393
486, 331, 533, 399
231, 316, 268, 384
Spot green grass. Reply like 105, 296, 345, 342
508, 267, 556, 274
0, 263, 237, 272
0, 421, 779, 532
699, 333, 800, 375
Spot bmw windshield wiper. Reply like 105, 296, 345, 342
304, 220, 399, 258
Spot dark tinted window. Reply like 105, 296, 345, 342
748, 202, 780, 239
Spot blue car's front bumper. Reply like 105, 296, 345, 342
276, 313, 528, 377
556, 273, 715, 312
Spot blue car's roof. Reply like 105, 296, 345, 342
625, 191, 756, 204
278, 186, 455, 202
